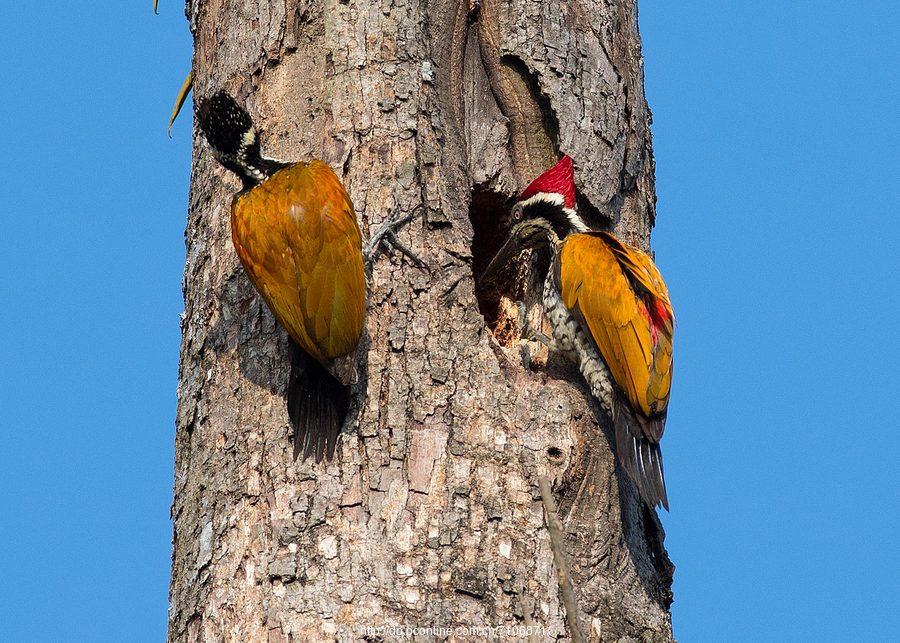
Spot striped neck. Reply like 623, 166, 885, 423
197, 91, 289, 189
219, 150, 288, 189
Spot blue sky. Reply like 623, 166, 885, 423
643, 2, 899, 640
0, 2, 896, 641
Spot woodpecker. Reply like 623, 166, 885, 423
197, 91, 366, 463
483, 156, 675, 510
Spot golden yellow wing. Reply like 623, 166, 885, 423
231, 160, 366, 362
558, 233, 675, 428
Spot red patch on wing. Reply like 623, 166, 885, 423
640, 298, 672, 346
639, 301, 659, 344
519, 155, 576, 209
652, 299, 672, 325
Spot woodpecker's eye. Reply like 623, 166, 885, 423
512, 205, 523, 221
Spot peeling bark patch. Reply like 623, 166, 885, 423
407, 426, 448, 493
196, 521, 214, 571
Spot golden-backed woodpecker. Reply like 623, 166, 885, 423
483, 156, 675, 510
197, 91, 366, 463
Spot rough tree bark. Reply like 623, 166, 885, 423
170, 0, 674, 641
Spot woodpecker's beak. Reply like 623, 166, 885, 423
481, 234, 524, 284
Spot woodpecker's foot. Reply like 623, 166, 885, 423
520, 344, 533, 370
525, 329, 555, 348
519, 336, 554, 370
517, 301, 555, 348
517, 301, 555, 369
365, 208, 428, 269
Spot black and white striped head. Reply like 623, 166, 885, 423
481, 157, 588, 282
196, 91, 286, 189
510, 192, 589, 241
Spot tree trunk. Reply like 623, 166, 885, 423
170, 0, 674, 641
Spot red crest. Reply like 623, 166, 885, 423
519, 155, 576, 209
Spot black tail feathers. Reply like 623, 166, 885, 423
287, 340, 350, 463
613, 402, 669, 511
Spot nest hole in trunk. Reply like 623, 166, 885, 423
468, 187, 532, 348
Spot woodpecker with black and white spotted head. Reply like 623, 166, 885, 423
197, 91, 366, 463
197, 91, 290, 187
483, 156, 676, 510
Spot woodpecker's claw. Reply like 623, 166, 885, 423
520, 344, 533, 370
366, 207, 428, 269
525, 329, 555, 348
516, 301, 555, 347
517, 300, 555, 369
385, 233, 428, 269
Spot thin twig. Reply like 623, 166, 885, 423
538, 476, 585, 643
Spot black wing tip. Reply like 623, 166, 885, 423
287, 344, 350, 465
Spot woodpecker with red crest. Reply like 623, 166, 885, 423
197, 91, 366, 462
483, 156, 675, 510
